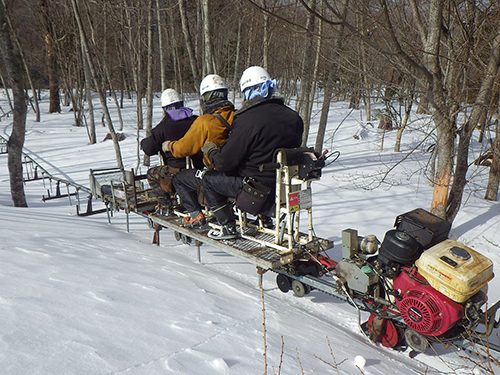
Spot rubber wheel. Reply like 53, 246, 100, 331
291, 280, 310, 297
181, 234, 192, 244
174, 231, 181, 241
276, 274, 291, 293
405, 328, 429, 353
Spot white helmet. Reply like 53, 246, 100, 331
200, 74, 227, 96
239, 66, 271, 92
161, 88, 182, 107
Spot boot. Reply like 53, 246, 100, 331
249, 215, 274, 229
208, 223, 239, 240
207, 204, 239, 240
183, 211, 207, 229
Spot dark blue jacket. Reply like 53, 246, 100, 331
208, 96, 303, 187
141, 113, 203, 169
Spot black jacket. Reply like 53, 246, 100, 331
208, 96, 303, 187
141, 114, 203, 169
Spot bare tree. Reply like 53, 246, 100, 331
0, 0, 27, 207
178, 0, 201, 90
144, 0, 155, 168
156, 0, 167, 91
70, 0, 124, 171
485, 119, 500, 201
39, 0, 61, 115
201, 0, 216, 75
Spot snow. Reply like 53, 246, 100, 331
1, 91, 500, 374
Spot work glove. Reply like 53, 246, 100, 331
162, 140, 171, 153
201, 142, 218, 155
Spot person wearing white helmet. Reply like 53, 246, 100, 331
200, 66, 303, 240
141, 88, 203, 216
164, 74, 235, 229
239, 65, 276, 100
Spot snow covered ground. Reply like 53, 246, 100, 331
1, 90, 500, 374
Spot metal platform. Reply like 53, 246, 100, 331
148, 214, 333, 270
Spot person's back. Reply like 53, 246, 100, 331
141, 111, 201, 169
209, 95, 303, 187
140, 89, 201, 215
201, 66, 303, 239
166, 106, 234, 168
141, 88, 202, 169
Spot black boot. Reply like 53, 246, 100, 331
249, 215, 274, 229
208, 204, 239, 240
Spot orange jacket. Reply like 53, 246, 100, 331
168, 106, 234, 167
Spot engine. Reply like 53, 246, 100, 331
392, 266, 464, 336
336, 208, 495, 346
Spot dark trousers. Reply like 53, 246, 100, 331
172, 169, 203, 213
202, 171, 244, 208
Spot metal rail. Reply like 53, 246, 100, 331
1, 134, 103, 215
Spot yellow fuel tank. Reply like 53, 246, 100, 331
415, 239, 493, 303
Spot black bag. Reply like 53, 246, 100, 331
236, 179, 271, 215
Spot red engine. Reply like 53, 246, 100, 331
392, 267, 464, 336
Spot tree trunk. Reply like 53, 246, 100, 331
0, 1, 28, 207
167, 15, 182, 90
156, 0, 167, 91
46, 32, 61, 114
429, 104, 455, 220
315, 81, 333, 153
0, 70, 13, 111
261, 0, 269, 69
144, 0, 155, 169
446, 31, 500, 221
298, 0, 316, 146
82, 51, 96, 143
201, 0, 216, 74
39, 0, 61, 114
394, 96, 413, 153
485, 119, 500, 201
178, 0, 200, 90
4, 2, 41, 122
70, 0, 124, 171
231, 19, 242, 102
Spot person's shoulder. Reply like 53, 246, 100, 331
215, 105, 234, 113
154, 116, 174, 127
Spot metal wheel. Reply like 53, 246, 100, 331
174, 231, 181, 241
181, 234, 192, 244
404, 329, 429, 353
147, 217, 155, 229
276, 274, 291, 293
291, 280, 310, 297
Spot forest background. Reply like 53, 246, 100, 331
1, 0, 500, 225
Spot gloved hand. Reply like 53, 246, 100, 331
162, 140, 171, 153
201, 142, 218, 155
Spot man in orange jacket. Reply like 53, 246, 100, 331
168, 74, 235, 228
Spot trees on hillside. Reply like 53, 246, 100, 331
0, 0, 499, 222
291, 0, 500, 223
